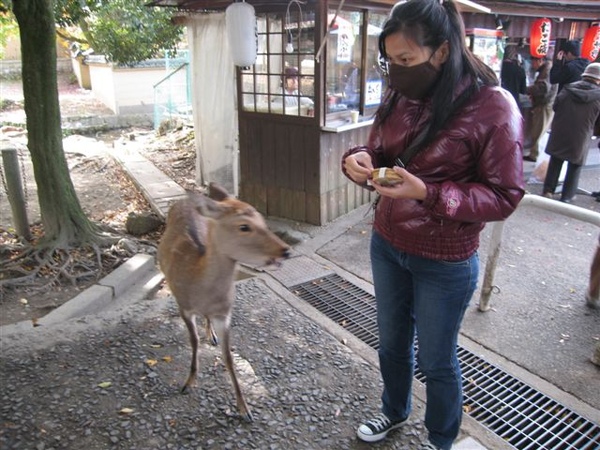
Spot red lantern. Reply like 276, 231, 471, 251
530, 18, 552, 58
581, 26, 600, 62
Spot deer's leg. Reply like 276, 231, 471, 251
211, 315, 253, 422
204, 316, 218, 345
181, 312, 199, 393
587, 239, 600, 308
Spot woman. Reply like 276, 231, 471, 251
341, 1, 525, 449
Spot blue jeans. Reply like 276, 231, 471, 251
370, 232, 478, 450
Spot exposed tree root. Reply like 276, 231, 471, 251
0, 229, 157, 295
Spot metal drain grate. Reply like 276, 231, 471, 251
291, 273, 600, 450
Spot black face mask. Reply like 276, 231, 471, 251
388, 60, 441, 100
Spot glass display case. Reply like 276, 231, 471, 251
324, 10, 388, 119
238, 6, 389, 125
240, 12, 316, 117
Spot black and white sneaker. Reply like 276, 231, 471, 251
356, 413, 407, 442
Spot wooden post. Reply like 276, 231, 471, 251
1, 147, 32, 241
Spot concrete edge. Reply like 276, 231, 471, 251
98, 253, 156, 297
0, 253, 162, 336
0, 273, 169, 354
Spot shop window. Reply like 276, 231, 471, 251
241, 11, 316, 117
325, 10, 388, 118
240, 7, 388, 120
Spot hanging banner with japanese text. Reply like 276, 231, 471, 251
530, 18, 551, 58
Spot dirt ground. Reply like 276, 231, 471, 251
0, 74, 196, 326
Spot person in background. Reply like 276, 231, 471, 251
342, 62, 361, 109
274, 66, 314, 112
341, 1, 525, 449
522, 56, 558, 162
500, 45, 527, 104
542, 63, 600, 202
550, 40, 589, 92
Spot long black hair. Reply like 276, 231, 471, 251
376, 0, 497, 155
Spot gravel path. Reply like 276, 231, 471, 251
0, 278, 445, 450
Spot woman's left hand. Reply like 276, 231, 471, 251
371, 167, 427, 201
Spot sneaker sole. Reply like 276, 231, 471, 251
356, 419, 407, 443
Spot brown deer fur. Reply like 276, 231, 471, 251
586, 234, 600, 309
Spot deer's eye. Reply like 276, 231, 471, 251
239, 224, 251, 233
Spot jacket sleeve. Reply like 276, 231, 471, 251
341, 123, 387, 185
550, 60, 578, 86
421, 90, 525, 223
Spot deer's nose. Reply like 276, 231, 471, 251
282, 248, 292, 259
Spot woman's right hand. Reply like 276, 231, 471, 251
343, 151, 373, 184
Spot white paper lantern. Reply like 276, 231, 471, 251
226, 2, 257, 67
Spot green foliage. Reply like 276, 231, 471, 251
54, 0, 95, 28
88, 0, 182, 65
0, 9, 19, 59
54, 0, 183, 66
3, 0, 182, 66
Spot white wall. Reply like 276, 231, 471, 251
88, 63, 117, 113
88, 62, 165, 115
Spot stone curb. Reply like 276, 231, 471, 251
0, 254, 163, 337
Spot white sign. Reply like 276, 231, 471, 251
365, 80, 382, 106
337, 32, 352, 62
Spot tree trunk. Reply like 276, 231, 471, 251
12, 0, 99, 247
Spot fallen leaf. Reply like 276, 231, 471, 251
145, 359, 158, 367
162, 356, 173, 363
119, 407, 134, 415
98, 381, 112, 389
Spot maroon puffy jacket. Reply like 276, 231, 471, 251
342, 79, 525, 261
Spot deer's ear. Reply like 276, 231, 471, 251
188, 193, 231, 219
207, 182, 230, 201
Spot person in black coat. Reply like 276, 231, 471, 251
550, 40, 590, 92
500, 45, 526, 103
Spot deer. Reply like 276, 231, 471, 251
586, 233, 600, 310
157, 182, 291, 422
